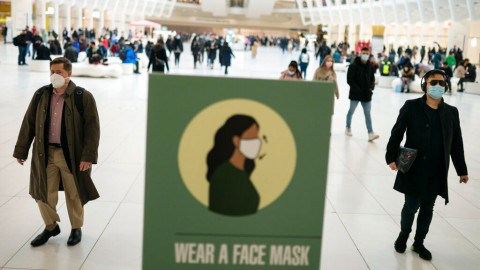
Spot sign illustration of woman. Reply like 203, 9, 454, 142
206, 115, 261, 216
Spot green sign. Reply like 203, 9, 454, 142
143, 75, 334, 269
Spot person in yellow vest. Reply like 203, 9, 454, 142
380, 60, 391, 76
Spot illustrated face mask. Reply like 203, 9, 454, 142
50, 73, 66, 88
428, 85, 445, 99
239, 138, 262, 160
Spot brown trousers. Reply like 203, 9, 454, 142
37, 145, 84, 229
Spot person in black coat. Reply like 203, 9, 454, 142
32, 32, 43, 59
386, 69, 468, 261
220, 42, 235, 75
64, 42, 79, 63
172, 35, 183, 66
465, 63, 477, 82
15, 30, 29, 65
345, 47, 378, 141
191, 36, 201, 69
25, 26, 34, 57
148, 38, 169, 74
35, 43, 51, 60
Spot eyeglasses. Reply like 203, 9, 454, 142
428, 80, 446, 87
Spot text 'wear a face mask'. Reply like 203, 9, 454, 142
428, 85, 445, 99
50, 74, 66, 88
361, 54, 369, 62
239, 138, 262, 160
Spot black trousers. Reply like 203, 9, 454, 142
400, 192, 437, 244
174, 52, 181, 65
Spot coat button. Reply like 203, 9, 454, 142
39, 153, 43, 157
38, 139, 41, 143
426, 124, 430, 128
423, 156, 426, 160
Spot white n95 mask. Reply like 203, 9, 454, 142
50, 74, 66, 88
239, 138, 262, 160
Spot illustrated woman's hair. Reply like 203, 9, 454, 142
206, 115, 259, 182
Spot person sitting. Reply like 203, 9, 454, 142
389, 63, 399, 77
122, 43, 140, 74
333, 49, 341, 63
64, 42, 79, 63
465, 63, 477, 82
49, 40, 61, 55
87, 41, 105, 65
439, 62, 453, 93
35, 43, 51, 60
400, 65, 414, 93
98, 40, 108, 63
414, 63, 432, 78
279, 61, 303, 80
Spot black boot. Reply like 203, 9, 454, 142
394, 232, 409, 253
31, 225, 61, 247
411, 242, 432, 260
67, 228, 82, 246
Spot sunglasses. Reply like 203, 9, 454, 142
428, 80, 446, 87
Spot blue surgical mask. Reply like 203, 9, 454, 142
428, 86, 445, 99
361, 54, 369, 62
287, 70, 295, 76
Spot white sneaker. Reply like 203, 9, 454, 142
345, 127, 352, 136
368, 133, 380, 142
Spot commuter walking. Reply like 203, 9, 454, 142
386, 69, 468, 261
456, 60, 466, 92
439, 62, 453, 93
251, 40, 259, 58
166, 36, 173, 57
313, 55, 339, 100
172, 34, 183, 66
220, 42, 234, 75
148, 38, 169, 74
13, 57, 100, 247
445, 52, 456, 71
191, 36, 201, 69
14, 30, 29, 65
298, 48, 310, 79
279, 61, 302, 80
25, 26, 34, 57
2, 25, 7, 44
316, 41, 331, 66
345, 47, 379, 141
420, 46, 426, 63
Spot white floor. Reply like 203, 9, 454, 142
0, 42, 479, 270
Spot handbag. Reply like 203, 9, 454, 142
396, 146, 418, 173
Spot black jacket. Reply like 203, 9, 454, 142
347, 57, 375, 101
148, 44, 169, 72
33, 36, 43, 49
35, 45, 51, 60
386, 95, 468, 204
64, 45, 79, 62
172, 38, 183, 53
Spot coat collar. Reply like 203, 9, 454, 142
421, 94, 445, 110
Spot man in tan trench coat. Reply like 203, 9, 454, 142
13, 57, 100, 247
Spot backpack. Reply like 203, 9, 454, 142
34, 86, 85, 117
13, 35, 20, 46
119, 49, 127, 60
301, 53, 309, 63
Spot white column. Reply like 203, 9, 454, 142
11, 0, 33, 36
394, 24, 400, 50
35, 0, 46, 30
433, 23, 443, 46
337, 24, 345, 44
52, 2, 59, 35
97, 10, 105, 35
74, 6, 83, 30
348, 25, 356, 50
62, 4, 72, 31
87, 9, 94, 29
406, 24, 414, 46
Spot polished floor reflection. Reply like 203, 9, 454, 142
1, 42, 479, 270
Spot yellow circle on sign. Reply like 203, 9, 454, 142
178, 99, 297, 211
